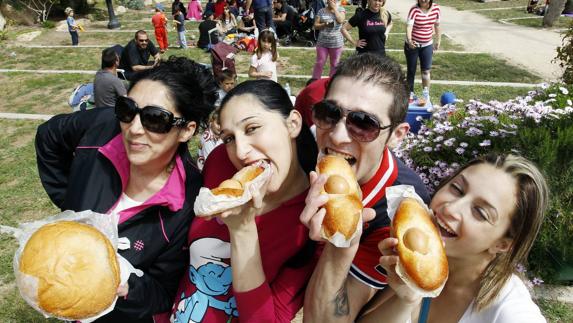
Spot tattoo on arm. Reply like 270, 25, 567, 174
333, 281, 350, 317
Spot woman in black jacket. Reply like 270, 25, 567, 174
35, 57, 218, 322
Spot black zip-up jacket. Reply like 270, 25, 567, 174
35, 107, 201, 322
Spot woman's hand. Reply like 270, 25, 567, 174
407, 39, 418, 49
299, 171, 375, 245
378, 238, 423, 304
117, 283, 129, 297
433, 41, 440, 51
355, 39, 367, 48
327, 0, 338, 10
203, 178, 268, 231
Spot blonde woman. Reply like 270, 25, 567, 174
342, 0, 392, 56
361, 154, 548, 323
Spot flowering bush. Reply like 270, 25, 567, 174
396, 83, 573, 282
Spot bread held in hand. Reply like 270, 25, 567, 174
317, 155, 363, 247
18, 221, 120, 319
392, 198, 448, 297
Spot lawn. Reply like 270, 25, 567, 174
0, 5, 571, 322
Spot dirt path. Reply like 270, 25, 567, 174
387, 0, 564, 81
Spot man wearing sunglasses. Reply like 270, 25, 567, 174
119, 30, 161, 81
301, 53, 431, 322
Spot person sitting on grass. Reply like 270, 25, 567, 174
197, 10, 224, 50
119, 30, 161, 81
94, 47, 126, 109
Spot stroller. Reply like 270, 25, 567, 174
210, 42, 238, 79
289, 0, 324, 47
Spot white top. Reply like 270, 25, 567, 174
250, 51, 278, 82
111, 193, 144, 213
410, 274, 546, 323
460, 275, 546, 323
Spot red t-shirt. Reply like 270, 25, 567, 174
169, 145, 317, 322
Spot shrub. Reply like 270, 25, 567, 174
41, 20, 55, 28
555, 21, 573, 84
118, 0, 145, 10
396, 83, 573, 283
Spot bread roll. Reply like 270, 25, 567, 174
317, 155, 363, 242
392, 198, 448, 294
211, 164, 265, 197
19, 221, 120, 319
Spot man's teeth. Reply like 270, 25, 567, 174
436, 217, 456, 236
327, 150, 354, 161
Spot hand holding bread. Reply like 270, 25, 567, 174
193, 161, 271, 217
391, 198, 448, 297
316, 155, 363, 247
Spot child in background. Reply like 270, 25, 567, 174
187, 0, 203, 20
151, 4, 169, 53
197, 70, 237, 169
196, 110, 223, 170
215, 69, 237, 107
249, 30, 278, 82
174, 7, 188, 48
65, 7, 79, 46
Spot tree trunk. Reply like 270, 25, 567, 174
543, 0, 567, 27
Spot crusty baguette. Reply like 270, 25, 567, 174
19, 221, 120, 319
317, 155, 363, 241
393, 198, 448, 293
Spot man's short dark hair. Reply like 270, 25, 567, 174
328, 53, 409, 127
101, 47, 118, 69
135, 30, 147, 39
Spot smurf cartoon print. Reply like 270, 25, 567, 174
172, 237, 239, 323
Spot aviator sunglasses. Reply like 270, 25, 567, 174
115, 96, 188, 134
312, 100, 392, 142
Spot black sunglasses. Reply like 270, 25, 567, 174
312, 100, 392, 142
115, 96, 188, 134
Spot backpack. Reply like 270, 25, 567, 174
68, 83, 95, 112
210, 42, 238, 78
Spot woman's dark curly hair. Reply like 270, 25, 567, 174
129, 56, 219, 132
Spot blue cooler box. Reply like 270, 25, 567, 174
406, 100, 433, 134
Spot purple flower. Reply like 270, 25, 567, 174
455, 147, 465, 155
479, 140, 491, 147
465, 127, 483, 136
532, 277, 544, 286
460, 142, 468, 148
489, 131, 499, 137
423, 146, 433, 152
516, 264, 527, 273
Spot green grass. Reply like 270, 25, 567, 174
537, 299, 573, 323
509, 16, 573, 29
1, 46, 539, 82
437, 0, 526, 11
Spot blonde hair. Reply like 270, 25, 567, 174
437, 154, 549, 311
379, 0, 389, 26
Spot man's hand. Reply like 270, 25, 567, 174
300, 171, 375, 244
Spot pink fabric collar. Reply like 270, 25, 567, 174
99, 134, 187, 223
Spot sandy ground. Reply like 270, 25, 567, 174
387, 0, 564, 81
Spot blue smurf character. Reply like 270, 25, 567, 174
173, 237, 239, 323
